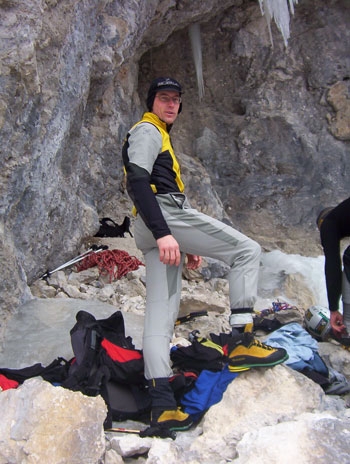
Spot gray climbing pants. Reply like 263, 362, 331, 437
134, 193, 261, 380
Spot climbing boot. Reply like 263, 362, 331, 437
146, 377, 193, 432
229, 307, 254, 334
228, 332, 289, 372
150, 407, 193, 431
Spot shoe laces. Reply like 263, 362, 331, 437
250, 339, 275, 351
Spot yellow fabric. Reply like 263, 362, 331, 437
198, 337, 224, 355
228, 365, 250, 373
244, 322, 253, 333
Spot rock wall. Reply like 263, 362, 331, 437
0, 0, 349, 320
138, 0, 350, 252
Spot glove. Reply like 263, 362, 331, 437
139, 425, 177, 440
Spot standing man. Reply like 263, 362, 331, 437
317, 196, 350, 344
122, 77, 287, 434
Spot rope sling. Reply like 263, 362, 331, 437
76, 249, 144, 281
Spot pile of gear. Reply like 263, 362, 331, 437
254, 302, 350, 395
1, 300, 349, 440
0, 308, 288, 437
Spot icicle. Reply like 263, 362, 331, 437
258, 0, 299, 47
259, 0, 274, 46
288, 0, 298, 15
189, 23, 205, 101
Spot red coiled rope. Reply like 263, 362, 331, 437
76, 249, 144, 281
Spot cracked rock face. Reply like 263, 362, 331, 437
0, 0, 349, 323
327, 81, 350, 140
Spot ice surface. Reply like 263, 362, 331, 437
0, 298, 144, 369
259, 250, 327, 306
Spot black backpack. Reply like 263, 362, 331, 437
62, 310, 150, 428
0, 311, 151, 428
94, 217, 133, 238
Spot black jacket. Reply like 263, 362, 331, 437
320, 197, 350, 311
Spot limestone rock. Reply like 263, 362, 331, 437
234, 412, 350, 464
103, 448, 124, 464
145, 439, 181, 464
109, 434, 152, 458
189, 365, 324, 462
282, 272, 317, 310
327, 81, 350, 141
318, 340, 350, 379
0, 378, 107, 464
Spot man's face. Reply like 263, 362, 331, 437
152, 91, 181, 125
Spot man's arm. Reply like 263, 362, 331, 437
320, 217, 345, 333
320, 197, 350, 333
321, 221, 343, 312
125, 162, 171, 239
123, 123, 171, 240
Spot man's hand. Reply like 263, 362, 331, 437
156, 235, 181, 266
330, 310, 346, 334
186, 254, 202, 270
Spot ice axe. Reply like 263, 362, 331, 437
106, 426, 177, 440
105, 427, 142, 434
175, 310, 208, 326
40, 244, 108, 280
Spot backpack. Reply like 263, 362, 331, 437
106, 381, 151, 422
62, 310, 150, 428
94, 217, 133, 238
